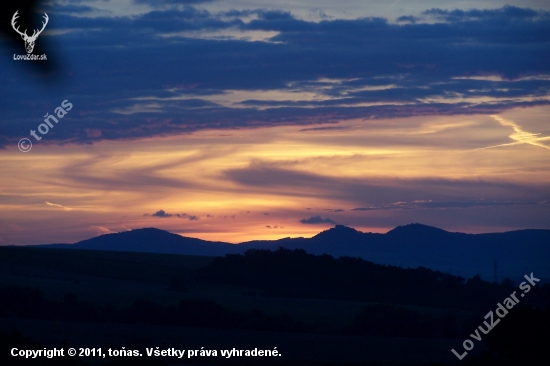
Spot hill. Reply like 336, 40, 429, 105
35, 223, 550, 282
46, 227, 234, 256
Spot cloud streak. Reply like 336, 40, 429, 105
45, 201, 75, 211
477, 115, 550, 150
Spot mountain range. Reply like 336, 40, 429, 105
36, 223, 550, 283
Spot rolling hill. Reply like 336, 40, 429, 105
36, 223, 550, 282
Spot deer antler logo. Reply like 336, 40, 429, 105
11, 10, 49, 54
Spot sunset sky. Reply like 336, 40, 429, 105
1, 0, 549, 245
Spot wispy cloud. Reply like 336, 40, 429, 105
477, 115, 550, 150
45, 201, 74, 211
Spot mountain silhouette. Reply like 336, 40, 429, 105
314, 224, 364, 239
386, 223, 452, 239
40, 224, 550, 282
47, 227, 234, 256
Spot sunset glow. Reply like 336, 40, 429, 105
1, 1, 549, 245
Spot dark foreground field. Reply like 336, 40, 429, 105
0, 247, 547, 365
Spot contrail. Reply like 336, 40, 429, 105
45, 201, 73, 210
476, 115, 550, 151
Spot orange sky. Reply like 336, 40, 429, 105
2, 105, 549, 245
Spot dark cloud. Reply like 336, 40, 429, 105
176, 213, 199, 220
133, 0, 218, 6
148, 209, 172, 218
1, 5, 549, 147
423, 6, 543, 22
351, 200, 540, 211
223, 162, 550, 207
397, 15, 417, 23
299, 126, 349, 132
300, 216, 336, 225
144, 210, 199, 219
257, 10, 294, 21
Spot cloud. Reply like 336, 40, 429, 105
397, 15, 417, 23
133, 0, 218, 6
300, 216, 336, 225
223, 160, 550, 207
175, 213, 199, 220
299, 126, 350, 132
145, 210, 200, 219
148, 209, 173, 217
477, 115, 550, 150
45, 201, 74, 211
1, 5, 550, 148
256, 10, 294, 21
423, 6, 543, 22
351, 200, 540, 211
